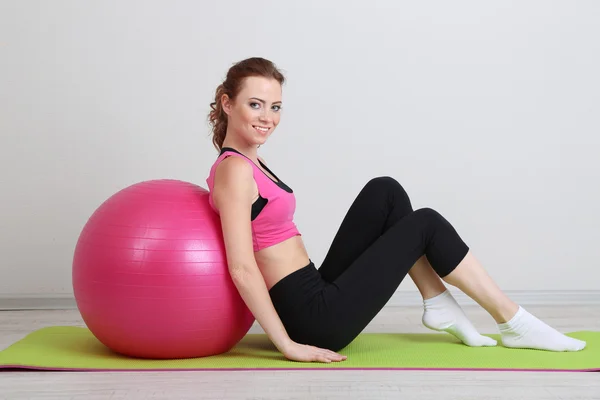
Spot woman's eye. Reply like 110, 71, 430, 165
272, 105, 281, 112
250, 102, 260, 109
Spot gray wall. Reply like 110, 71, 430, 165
1, 0, 599, 299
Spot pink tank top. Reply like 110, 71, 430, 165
206, 147, 301, 252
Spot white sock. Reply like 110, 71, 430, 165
422, 290, 497, 347
498, 306, 586, 352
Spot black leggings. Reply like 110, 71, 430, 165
268, 176, 470, 351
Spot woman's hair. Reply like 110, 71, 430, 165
208, 57, 285, 151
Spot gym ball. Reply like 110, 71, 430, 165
72, 179, 254, 359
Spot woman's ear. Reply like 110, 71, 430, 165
221, 94, 232, 116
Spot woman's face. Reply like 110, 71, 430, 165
222, 76, 282, 147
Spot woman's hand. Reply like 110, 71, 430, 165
282, 341, 347, 363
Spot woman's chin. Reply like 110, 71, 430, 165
254, 136, 269, 146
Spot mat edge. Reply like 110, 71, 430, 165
0, 365, 598, 373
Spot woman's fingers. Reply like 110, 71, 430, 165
313, 346, 346, 362
313, 350, 329, 363
322, 349, 345, 360
330, 351, 346, 359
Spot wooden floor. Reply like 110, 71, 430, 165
1, 306, 599, 399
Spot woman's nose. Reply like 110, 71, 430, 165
259, 112, 271, 123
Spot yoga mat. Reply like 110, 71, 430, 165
0, 327, 597, 372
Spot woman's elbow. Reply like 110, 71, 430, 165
228, 262, 258, 284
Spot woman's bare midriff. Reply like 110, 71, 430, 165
254, 235, 311, 290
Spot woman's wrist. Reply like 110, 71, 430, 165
275, 337, 295, 354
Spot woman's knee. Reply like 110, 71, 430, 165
365, 176, 398, 189
412, 207, 469, 276
364, 176, 409, 198
413, 208, 460, 240
414, 207, 439, 218
413, 207, 445, 225
360, 176, 413, 218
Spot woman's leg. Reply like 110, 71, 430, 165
314, 207, 471, 350
410, 255, 496, 346
315, 178, 586, 352
444, 252, 586, 351
443, 252, 518, 323
409, 256, 447, 299
314, 207, 586, 353
319, 176, 450, 298
318, 176, 413, 283
319, 177, 494, 346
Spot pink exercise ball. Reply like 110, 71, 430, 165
72, 179, 254, 359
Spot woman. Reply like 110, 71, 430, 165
205, 57, 586, 363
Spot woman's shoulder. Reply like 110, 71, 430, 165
209, 155, 256, 212
215, 154, 254, 183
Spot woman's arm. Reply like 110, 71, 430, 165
212, 157, 346, 363
212, 156, 292, 353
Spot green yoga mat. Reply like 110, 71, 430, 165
0, 327, 597, 372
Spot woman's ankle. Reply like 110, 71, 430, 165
492, 301, 520, 324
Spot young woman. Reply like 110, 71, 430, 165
205, 57, 586, 363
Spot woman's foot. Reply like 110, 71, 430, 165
422, 290, 497, 347
498, 306, 586, 352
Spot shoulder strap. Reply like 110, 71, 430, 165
217, 149, 259, 172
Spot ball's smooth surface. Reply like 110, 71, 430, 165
72, 179, 254, 359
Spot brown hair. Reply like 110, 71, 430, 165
208, 57, 285, 151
